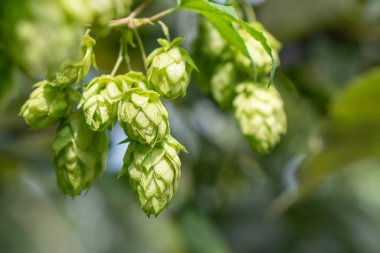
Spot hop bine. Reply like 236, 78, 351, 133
79, 72, 146, 131
52, 112, 109, 197
121, 136, 187, 217
233, 82, 287, 154
118, 88, 169, 146
20, 81, 79, 129
147, 38, 197, 100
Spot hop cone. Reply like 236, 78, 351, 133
61, 0, 132, 26
147, 38, 196, 100
79, 72, 145, 131
233, 82, 287, 154
192, 18, 233, 94
46, 35, 97, 87
211, 62, 237, 110
236, 22, 281, 75
118, 88, 169, 146
52, 112, 109, 197
121, 136, 187, 216
198, 19, 227, 58
20, 81, 78, 129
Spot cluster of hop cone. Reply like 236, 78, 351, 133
20, 34, 195, 216
194, 19, 287, 155
19, 20, 287, 217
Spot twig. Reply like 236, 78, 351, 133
242, 0, 256, 23
109, 7, 179, 29
109, 1, 151, 28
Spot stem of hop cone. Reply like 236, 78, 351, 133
133, 29, 147, 72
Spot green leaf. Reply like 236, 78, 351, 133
180, 0, 238, 19
204, 14, 249, 57
269, 67, 380, 216
180, 48, 198, 72
239, 22, 277, 83
179, 0, 277, 83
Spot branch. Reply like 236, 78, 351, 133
109, 7, 179, 29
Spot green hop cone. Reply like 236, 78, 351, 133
53, 112, 109, 197
121, 136, 187, 216
236, 22, 281, 76
147, 38, 197, 100
198, 19, 228, 58
79, 72, 145, 131
210, 62, 237, 110
46, 35, 97, 87
20, 81, 79, 129
192, 18, 233, 94
61, 0, 132, 27
118, 88, 169, 146
233, 82, 287, 154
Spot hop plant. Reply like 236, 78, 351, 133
210, 62, 237, 110
20, 81, 79, 129
53, 112, 109, 197
46, 35, 97, 87
147, 38, 197, 100
118, 88, 169, 146
235, 22, 281, 75
233, 82, 287, 154
79, 72, 146, 131
121, 136, 187, 216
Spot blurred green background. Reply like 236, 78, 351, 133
1, 0, 380, 252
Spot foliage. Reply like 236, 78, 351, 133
1, 0, 380, 252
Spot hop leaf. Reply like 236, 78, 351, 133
46, 35, 97, 87
210, 62, 237, 110
147, 38, 197, 100
233, 82, 287, 154
235, 22, 281, 76
19, 81, 78, 129
53, 112, 109, 197
118, 88, 169, 146
79, 72, 145, 131
121, 136, 187, 216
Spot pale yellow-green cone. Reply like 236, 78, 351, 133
236, 22, 281, 76
198, 19, 228, 58
53, 112, 109, 197
233, 82, 287, 154
20, 81, 78, 129
46, 35, 97, 87
118, 88, 169, 146
211, 62, 237, 110
79, 72, 146, 131
121, 136, 187, 217
147, 38, 197, 100
60, 0, 132, 26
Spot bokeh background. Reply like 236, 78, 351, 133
1, 0, 380, 252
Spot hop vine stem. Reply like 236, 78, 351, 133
109, 7, 179, 29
